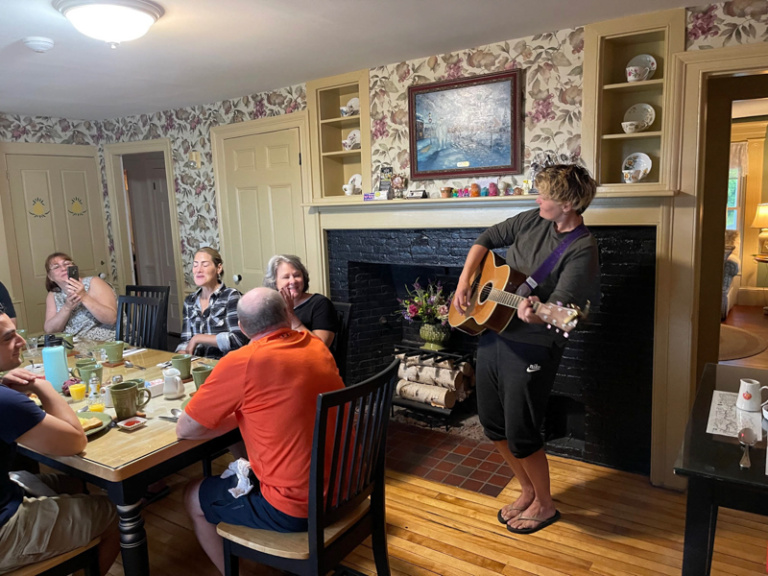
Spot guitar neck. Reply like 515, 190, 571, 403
487, 287, 542, 312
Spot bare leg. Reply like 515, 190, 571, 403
99, 518, 121, 576
505, 448, 557, 531
184, 479, 225, 575
494, 440, 534, 522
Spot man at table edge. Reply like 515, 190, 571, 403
0, 308, 120, 574
176, 287, 344, 574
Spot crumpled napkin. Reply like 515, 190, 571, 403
220, 458, 253, 498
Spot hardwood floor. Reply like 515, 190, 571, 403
100, 310, 768, 575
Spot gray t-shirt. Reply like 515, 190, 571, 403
474, 208, 600, 345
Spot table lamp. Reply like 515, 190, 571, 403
752, 203, 768, 253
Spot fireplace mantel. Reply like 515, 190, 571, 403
304, 193, 683, 488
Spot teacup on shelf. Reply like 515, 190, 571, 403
622, 169, 645, 183
626, 65, 650, 83
621, 121, 647, 134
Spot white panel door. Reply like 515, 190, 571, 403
7, 154, 108, 333
220, 128, 306, 291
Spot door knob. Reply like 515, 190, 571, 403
233, 274, 242, 285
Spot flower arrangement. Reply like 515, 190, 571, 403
398, 279, 454, 326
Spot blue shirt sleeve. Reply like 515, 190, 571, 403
0, 387, 45, 444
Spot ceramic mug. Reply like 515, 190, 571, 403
626, 65, 650, 82
162, 367, 185, 399
192, 364, 213, 390
72, 358, 97, 379
111, 379, 151, 422
171, 354, 192, 379
736, 378, 768, 412
101, 340, 124, 363
78, 363, 103, 386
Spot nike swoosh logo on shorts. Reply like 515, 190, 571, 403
526, 364, 541, 373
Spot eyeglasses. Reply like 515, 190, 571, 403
48, 260, 73, 271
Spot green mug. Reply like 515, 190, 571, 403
192, 364, 213, 390
110, 379, 151, 422
72, 358, 97, 379
79, 363, 103, 385
172, 354, 192, 379
101, 340, 124, 363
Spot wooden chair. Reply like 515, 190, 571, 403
116, 294, 163, 350
125, 285, 171, 350
217, 358, 400, 576
6, 537, 100, 576
330, 302, 352, 384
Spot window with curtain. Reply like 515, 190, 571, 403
727, 141, 748, 232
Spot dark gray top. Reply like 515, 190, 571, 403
475, 208, 600, 346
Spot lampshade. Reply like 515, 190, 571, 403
54, 0, 164, 46
752, 203, 768, 229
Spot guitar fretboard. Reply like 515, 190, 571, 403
479, 284, 542, 313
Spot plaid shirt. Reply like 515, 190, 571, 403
178, 284, 248, 359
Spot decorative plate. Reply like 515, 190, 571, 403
345, 97, 360, 115
348, 173, 362, 189
626, 54, 657, 79
623, 103, 655, 130
622, 152, 652, 177
81, 411, 112, 437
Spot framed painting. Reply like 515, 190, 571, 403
408, 69, 523, 180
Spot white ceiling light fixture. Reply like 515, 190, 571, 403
53, 0, 164, 48
23, 37, 55, 53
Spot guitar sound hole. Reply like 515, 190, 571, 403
478, 283, 492, 304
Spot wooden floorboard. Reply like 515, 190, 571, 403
100, 310, 768, 575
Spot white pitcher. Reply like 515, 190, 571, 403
736, 378, 768, 412
162, 367, 185, 400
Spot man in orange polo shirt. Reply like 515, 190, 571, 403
177, 287, 343, 574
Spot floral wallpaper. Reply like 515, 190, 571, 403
687, 0, 768, 50
369, 29, 585, 197
1, 0, 768, 283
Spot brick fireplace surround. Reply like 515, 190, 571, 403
327, 225, 655, 474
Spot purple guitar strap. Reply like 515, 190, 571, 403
515, 223, 589, 297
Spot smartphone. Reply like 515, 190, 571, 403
67, 265, 79, 281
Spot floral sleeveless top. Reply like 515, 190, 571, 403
53, 277, 116, 342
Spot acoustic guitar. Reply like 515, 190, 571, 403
448, 250, 585, 337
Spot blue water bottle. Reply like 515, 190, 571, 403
42, 336, 69, 393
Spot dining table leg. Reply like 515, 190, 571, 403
682, 477, 717, 576
116, 500, 150, 575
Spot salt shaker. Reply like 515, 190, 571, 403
87, 375, 101, 406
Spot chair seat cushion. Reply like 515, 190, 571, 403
217, 500, 369, 560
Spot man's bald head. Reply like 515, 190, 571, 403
237, 287, 290, 339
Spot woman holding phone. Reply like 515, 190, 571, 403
43, 252, 117, 341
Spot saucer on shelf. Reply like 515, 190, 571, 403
623, 104, 655, 131
345, 97, 360, 115
622, 152, 652, 179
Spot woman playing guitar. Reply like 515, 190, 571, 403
452, 164, 600, 535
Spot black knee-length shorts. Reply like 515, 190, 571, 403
476, 332, 564, 458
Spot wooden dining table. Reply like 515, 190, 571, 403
17, 346, 240, 576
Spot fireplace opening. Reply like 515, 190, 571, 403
328, 226, 656, 475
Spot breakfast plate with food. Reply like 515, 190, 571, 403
78, 412, 112, 436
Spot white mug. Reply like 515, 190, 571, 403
736, 378, 768, 412
162, 367, 185, 400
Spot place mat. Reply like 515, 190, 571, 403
102, 360, 125, 367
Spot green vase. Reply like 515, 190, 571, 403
419, 322, 451, 351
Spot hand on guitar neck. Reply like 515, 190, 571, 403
449, 251, 588, 337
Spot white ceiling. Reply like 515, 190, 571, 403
2, 0, 694, 121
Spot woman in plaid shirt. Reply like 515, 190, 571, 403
177, 247, 248, 359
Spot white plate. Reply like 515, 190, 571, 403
348, 173, 362, 188
623, 103, 655, 130
622, 152, 652, 178
345, 97, 360, 115
626, 54, 657, 79
116, 416, 147, 431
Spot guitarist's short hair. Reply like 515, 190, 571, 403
535, 164, 596, 215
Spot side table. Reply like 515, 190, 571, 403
753, 254, 768, 313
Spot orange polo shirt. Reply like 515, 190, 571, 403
186, 328, 344, 518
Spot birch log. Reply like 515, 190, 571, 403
398, 364, 462, 389
395, 353, 474, 377
396, 380, 456, 408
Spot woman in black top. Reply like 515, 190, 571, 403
453, 164, 600, 535
263, 255, 337, 347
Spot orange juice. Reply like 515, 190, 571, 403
89, 403, 105, 412
69, 383, 86, 402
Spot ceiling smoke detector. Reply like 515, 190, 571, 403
53, 0, 164, 47
23, 36, 55, 53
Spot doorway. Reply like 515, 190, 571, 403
104, 139, 185, 337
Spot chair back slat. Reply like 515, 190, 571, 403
125, 285, 170, 350
116, 295, 163, 349
310, 359, 399, 540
